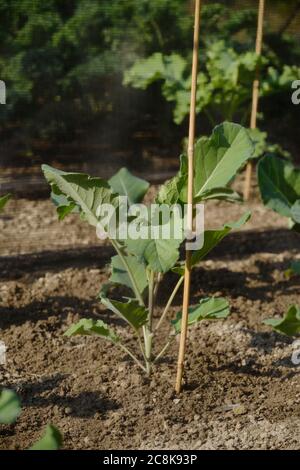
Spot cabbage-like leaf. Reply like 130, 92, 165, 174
109, 167, 149, 205
127, 237, 182, 273
64, 318, 120, 343
0, 389, 21, 424
191, 122, 254, 199
173, 212, 250, 275
30, 425, 62, 451
42, 165, 118, 226
110, 254, 148, 295
100, 287, 148, 331
172, 297, 230, 334
258, 156, 300, 220
263, 305, 300, 336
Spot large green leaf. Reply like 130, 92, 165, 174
191, 122, 254, 199
100, 287, 148, 331
0, 194, 11, 211
192, 212, 250, 266
172, 297, 230, 334
263, 305, 300, 336
127, 237, 182, 273
30, 425, 62, 451
64, 318, 120, 343
42, 165, 118, 227
109, 167, 149, 205
173, 212, 250, 275
258, 156, 300, 220
110, 254, 148, 294
0, 389, 21, 424
196, 187, 243, 203
156, 155, 187, 205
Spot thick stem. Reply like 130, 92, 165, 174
143, 270, 155, 376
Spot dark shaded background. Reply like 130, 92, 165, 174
0, 0, 299, 193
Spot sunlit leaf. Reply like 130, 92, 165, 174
172, 297, 230, 334
263, 305, 300, 336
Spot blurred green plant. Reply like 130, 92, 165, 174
124, 40, 299, 160
258, 155, 300, 336
0, 389, 62, 449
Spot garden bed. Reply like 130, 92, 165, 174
1, 191, 300, 450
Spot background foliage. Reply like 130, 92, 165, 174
0, 0, 299, 162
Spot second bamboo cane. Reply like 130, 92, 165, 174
243, 0, 266, 201
175, 0, 201, 395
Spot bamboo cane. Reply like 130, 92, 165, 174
175, 0, 201, 395
243, 0, 266, 201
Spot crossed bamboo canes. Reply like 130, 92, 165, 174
175, 0, 201, 394
243, 0, 266, 201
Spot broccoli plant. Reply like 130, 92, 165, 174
258, 155, 300, 336
42, 122, 253, 376
0, 389, 62, 450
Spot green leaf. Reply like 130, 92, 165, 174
196, 187, 243, 203
30, 425, 62, 451
0, 194, 11, 211
290, 261, 300, 275
173, 212, 250, 276
263, 305, 300, 336
172, 297, 230, 334
191, 123, 254, 199
64, 318, 120, 343
109, 167, 149, 205
291, 201, 300, 224
100, 287, 148, 331
42, 165, 118, 227
285, 261, 300, 279
191, 212, 251, 268
127, 237, 182, 273
258, 156, 300, 220
0, 389, 21, 424
110, 254, 148, 294
156, 155, 187, 205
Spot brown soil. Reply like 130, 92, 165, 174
1, 186, 300, 450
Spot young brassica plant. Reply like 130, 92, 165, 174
258, 155, 300, 336
42, 122, 253, 376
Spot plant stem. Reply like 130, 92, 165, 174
148, 270, 155, 331
154, 337, 175, 364
143, 270, 155, 376
155, 276, 184, 332
111, 240, 144, 306
137, 330, 147, 364
118, 344, 147, 373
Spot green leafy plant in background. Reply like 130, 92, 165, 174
42, 122, 252, 376
0, 389, 62, 450
258, 155, 300, 336
124, 40, 299, 159
263, 305, 300, 336
258, 155, 300, 230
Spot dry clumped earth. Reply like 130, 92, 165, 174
0, 188, 300, 450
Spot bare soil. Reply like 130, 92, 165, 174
1, 187, 300, 450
